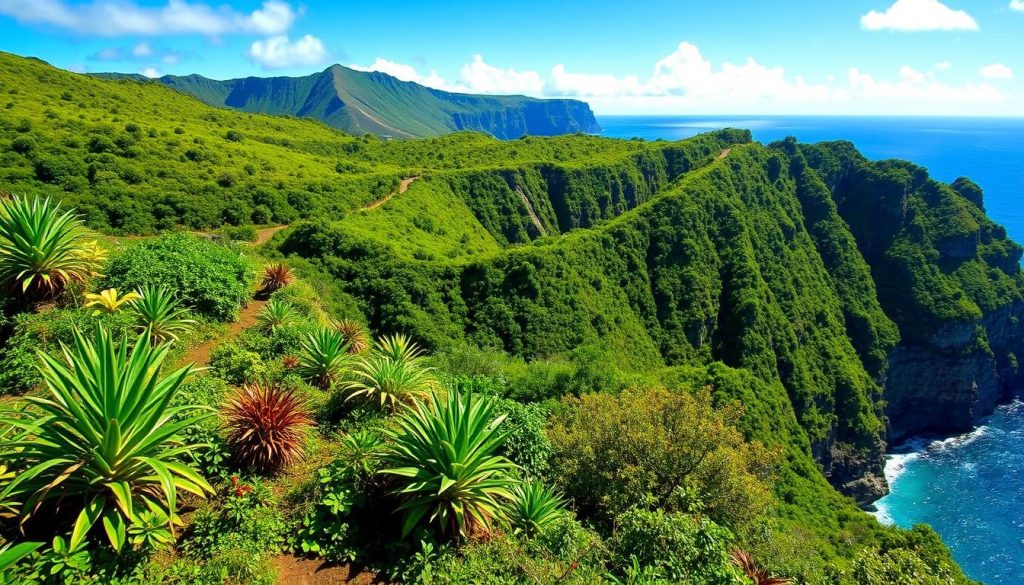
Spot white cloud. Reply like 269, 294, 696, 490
980, 63, 1014, 79
141, 67, 160, 78
350, 55, 545, 96
89, 42, 182, 64
934, 60, 951, 70
349, 58, 447, 88
132, 42, 152, 57
247, 34, 327, 70
350, 41, 1011, 115
861, 0, 978, 31
1010, 0, 1024, 11
0, 0, 297, 37
456, 55, 544, 95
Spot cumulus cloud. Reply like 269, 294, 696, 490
457, 55, 544, 95
141, 67, 160, 78
861, 0, 978, 31
0, 0, 297, 37
248, 34, 327, 70
350, 55, 544, 96
349, 58, 447, 88
349, 41, 1008, 114
980, 63, 1014, 79
1011, 0, 1024, 11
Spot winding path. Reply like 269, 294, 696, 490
178, 299, 267, 367
361, 176, 420, 211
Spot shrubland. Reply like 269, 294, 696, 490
0, 51, 1003, 584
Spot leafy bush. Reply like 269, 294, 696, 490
614, 508, 744, 585
379, 387, 517, 539
494, 397, 552, 478
0, 307, 136, 395
0, 325, 213, 551
100, 233, 254, 321
171, 374, 231, 479
548, 386, 777, 529
209, 340, 269, 385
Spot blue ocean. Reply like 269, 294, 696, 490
597, 116, 1024, 585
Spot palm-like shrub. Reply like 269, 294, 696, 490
332, 318, 369, 354
0, 195, 95, 298
380, 388, 517, 538
84, 288, 141, 315
505, 480, 567, 537
0, 325, 213, 551
259, 263, 293, 296
257, 299, 299, 333
344, 333, 434, 410
730, 550, 792, 585
223, 382, 313, 473
130, 285, 196, 343
298, 328, 352, 389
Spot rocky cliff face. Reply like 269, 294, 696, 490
803, 141, 1024, 445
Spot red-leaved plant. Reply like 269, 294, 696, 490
223, 382, 313, 473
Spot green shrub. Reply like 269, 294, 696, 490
100, 233, 254, 321
547, 387, 777, 528
494, 398, 552, 478
209, 340, 269, 385
614, 508, 743, 585
172, 374, 232, 478
0, 307, 135, 395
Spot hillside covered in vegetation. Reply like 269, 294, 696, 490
96, 64, 602, 140
1, 50, 1018, 584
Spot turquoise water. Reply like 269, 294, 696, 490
597, 116, 1024, 584
874, 403, 1024, 585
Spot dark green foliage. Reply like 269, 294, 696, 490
100, 233, 255, 321
614, 508, 743, 584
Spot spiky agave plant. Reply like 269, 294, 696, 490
505, 480, 567, 537
344, 354, 434, 411
297, 328, 352, 390
0, 325, 213, 551
84, 288, 141, 316
375, 333, 427, 365
331, 318, 369, 354
379, 387, 517, 539
730, 550, 792, 585
259, 263, 293, 296
129, 285, 196, 344
223, 382, 313, 474
257, 299, 299, 333
0, 195, 94, 299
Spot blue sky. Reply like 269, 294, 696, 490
1, 0, 1022, 115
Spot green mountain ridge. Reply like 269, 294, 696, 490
94, 64, 602, 139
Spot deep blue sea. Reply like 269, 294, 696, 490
597, 116, 1024, 585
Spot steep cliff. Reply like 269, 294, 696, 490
103, 65, 602, 139
802, 141, 1024, 442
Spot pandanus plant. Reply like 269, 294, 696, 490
297, 328, 352, 390
505, 480, 568, 537
0, 325, 213, 551
129, 285, 196, 344
379, 387, 517, 539
223, 382, 313, 474
257, 299, 300, 333
0, 195, 96, 299
258, 263, 293, 297
84, 288, 141, 316
344, 334, 434, 410
331, 318, 369, 354
730, 550, 792, 585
